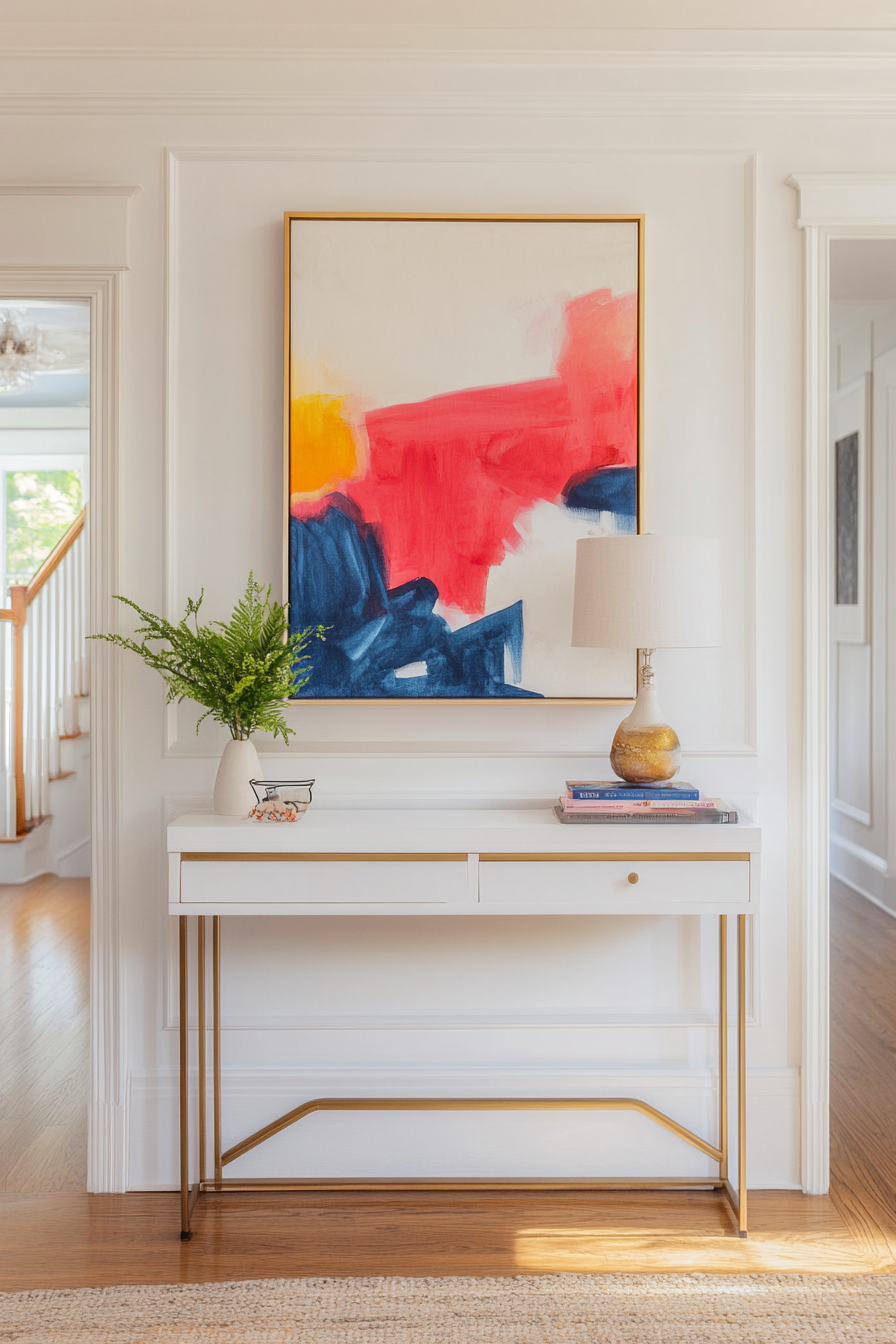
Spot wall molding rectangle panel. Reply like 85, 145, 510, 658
164, 146, 757, 761
128, 1063, 800, 1192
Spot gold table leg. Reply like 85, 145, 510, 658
737, 912, 748, 1236
182, 908, 750, 1238
719, 912, 749, 1237
213, 915, 222, 1188
198, 917, 207, 1191
178, 916, 192, 1240
719, 914, 728, 1187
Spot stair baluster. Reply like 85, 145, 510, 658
0, 507, 88, 839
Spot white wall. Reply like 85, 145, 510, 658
830, 301, 896, 914
6, 23, 882, 1193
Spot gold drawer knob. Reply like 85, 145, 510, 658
627, 872, 639, 885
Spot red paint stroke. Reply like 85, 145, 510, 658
345, 288, 637, 614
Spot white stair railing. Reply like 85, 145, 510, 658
0, 507, 88, 839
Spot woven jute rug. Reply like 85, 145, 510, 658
1, 1273, 894, 1343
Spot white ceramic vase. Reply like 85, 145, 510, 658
213, 737, 261, 817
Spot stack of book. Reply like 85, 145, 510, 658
556, 781, 738, 825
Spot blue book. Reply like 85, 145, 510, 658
566, 780, 700, 801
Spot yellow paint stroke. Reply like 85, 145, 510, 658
290, 393, 363, 501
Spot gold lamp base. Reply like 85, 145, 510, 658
610, 721, 681, 784
610, 650, 682, 785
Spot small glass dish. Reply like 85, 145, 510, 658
248, 779, 314, 823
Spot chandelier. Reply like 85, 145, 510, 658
0, 309, 66, 394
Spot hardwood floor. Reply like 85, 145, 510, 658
0, 874, 89, 1195
1, 873, 895, 1289
829, 877, 896, 1270
0, 1187, 869, 1290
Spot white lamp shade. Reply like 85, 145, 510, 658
571, 534, 722, 649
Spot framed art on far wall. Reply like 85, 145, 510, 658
830, 374, 869, 645
285, 212, 643, 702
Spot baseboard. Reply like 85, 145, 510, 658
127, 1064, 800, 1192
831, 834, 896, 916
0, 820, 52, 884
57, 836, 90, 879
0, 824, 91, 884
832, 870, 896, 921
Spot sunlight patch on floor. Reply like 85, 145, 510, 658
513, 1227, 872, 1274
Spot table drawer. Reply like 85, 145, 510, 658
179, 857, 470, 906
478, 858, 750, 908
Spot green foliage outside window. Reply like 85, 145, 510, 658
5, 470, 82, 590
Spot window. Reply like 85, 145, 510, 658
0, 299, 89, 601
4, 469, 83, 590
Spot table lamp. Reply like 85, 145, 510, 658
571, 534, 721, 784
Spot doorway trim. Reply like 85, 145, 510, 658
0, 183, 135, 1191
789, 173, 896, 1194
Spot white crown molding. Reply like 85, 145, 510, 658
6, 91, 896, 117
168, 144, 754, 161
6, 45, 896, 66
0, 184, 140, 197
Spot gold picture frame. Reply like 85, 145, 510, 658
284, 212, 644, 704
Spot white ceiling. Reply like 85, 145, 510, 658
0, 302, 90, 410
9, 0, 896, 20
830, 240, 896, 304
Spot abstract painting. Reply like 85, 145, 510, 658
285, 213, 642, 700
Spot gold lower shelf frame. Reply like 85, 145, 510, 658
178, 910, 748, 1241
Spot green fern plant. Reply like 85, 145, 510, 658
91, 574, 325, 743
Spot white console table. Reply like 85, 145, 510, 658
168, 808, 759, 1241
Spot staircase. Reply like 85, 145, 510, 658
0, 508, 90, 883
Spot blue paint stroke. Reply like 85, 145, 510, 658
563, 465, 637, 528
289, 495, 541, 698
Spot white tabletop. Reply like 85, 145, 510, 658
168, 808, 760, 856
